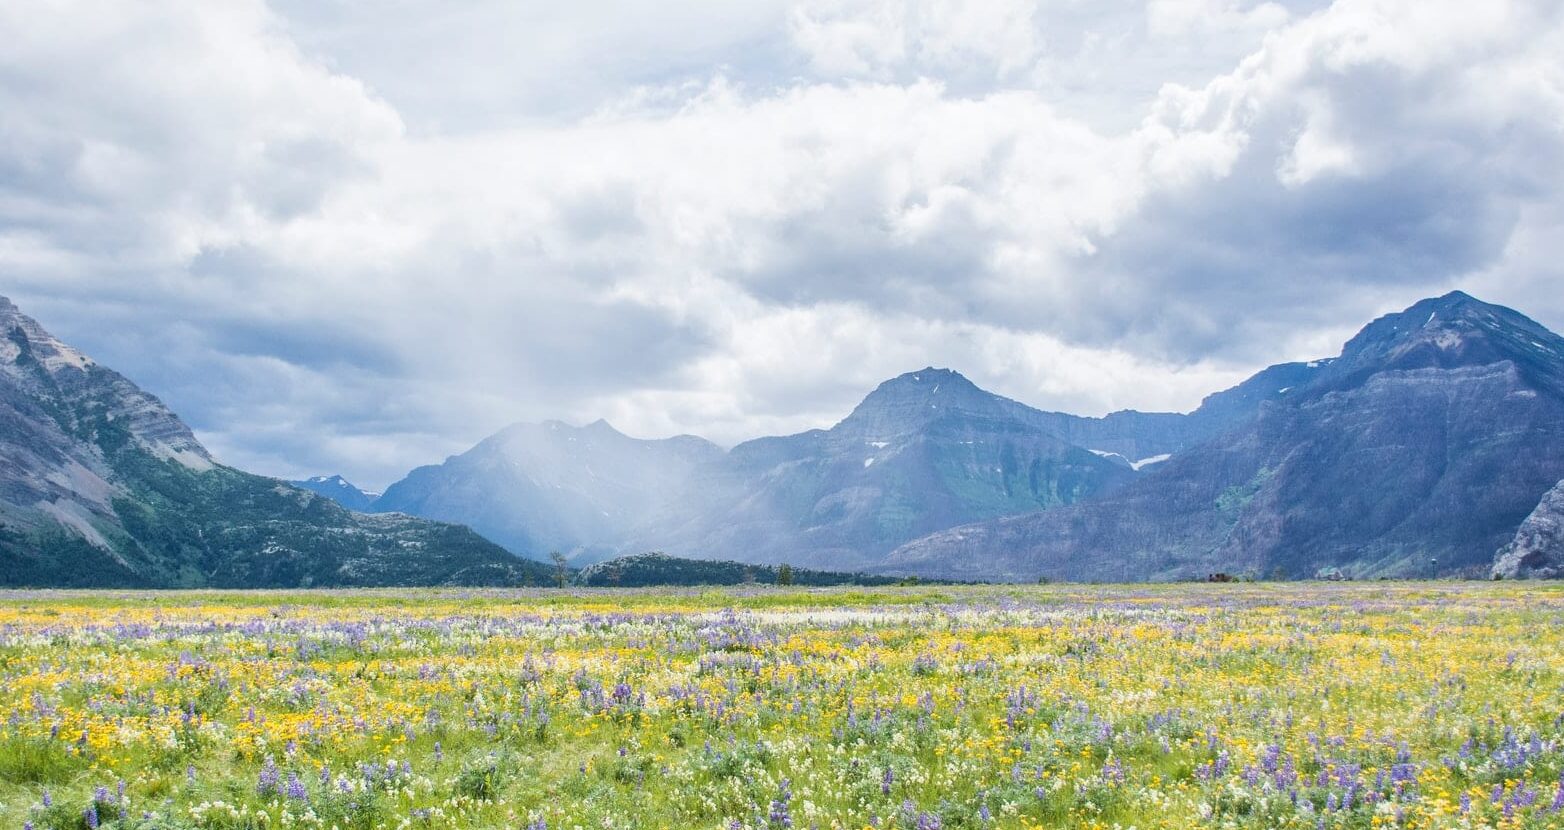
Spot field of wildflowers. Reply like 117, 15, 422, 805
2, 582, 1562, 829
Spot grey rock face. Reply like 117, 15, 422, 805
1, 295, 212, 471
1493, 480, 1564, 579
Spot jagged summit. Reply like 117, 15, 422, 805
859, 367, 980, 398
2, 294, 211, 470
2, 295, 97, 373
837, 367, 1038, 440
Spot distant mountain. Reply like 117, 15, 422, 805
0, 296, 548, 588
372, 419, 724, 560
1493, 479, 1564, 579
574, 551, 900, 587
625, 368, 1137, 570
289, 475, 380, 511
886, 292, 1564, 581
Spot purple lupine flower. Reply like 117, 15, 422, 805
768, 779, 793, 828
257, 756, 281, 795
882, 767, 894, 795
286, 772, 308, 800
84, 806, 98, 830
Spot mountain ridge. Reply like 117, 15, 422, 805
372, 355, 1328, 571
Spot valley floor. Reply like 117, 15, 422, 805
2, 582, 1563, 829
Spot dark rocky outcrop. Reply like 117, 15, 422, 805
1493, 479, 1564, 579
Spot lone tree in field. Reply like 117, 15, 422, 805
550, 551, 569, 588
776, 563, 794, 586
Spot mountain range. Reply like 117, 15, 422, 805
4, 290, 1563, 585
338, 345, 1329, 572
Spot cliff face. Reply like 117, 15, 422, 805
1493, 480, 1564, 579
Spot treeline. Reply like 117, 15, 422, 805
574, 552, 902, 588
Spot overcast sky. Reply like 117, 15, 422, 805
4, 0, 1564, 489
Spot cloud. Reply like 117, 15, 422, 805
0, 0, 400, 274
3, 0, 1563, 490
1146, 0, 1291, 39
1069, 0, 1564, 358
787, 0, 1043, 81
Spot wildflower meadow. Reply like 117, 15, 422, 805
2, 583, 1562, 829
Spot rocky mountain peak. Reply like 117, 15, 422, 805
1328, 291, 1564, 389
838, 367, 1020, 439
582, 418, 625, 436
1, 295, 95, 374
0, 295, 212, 469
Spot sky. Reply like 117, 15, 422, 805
3, 0, 1564, 490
